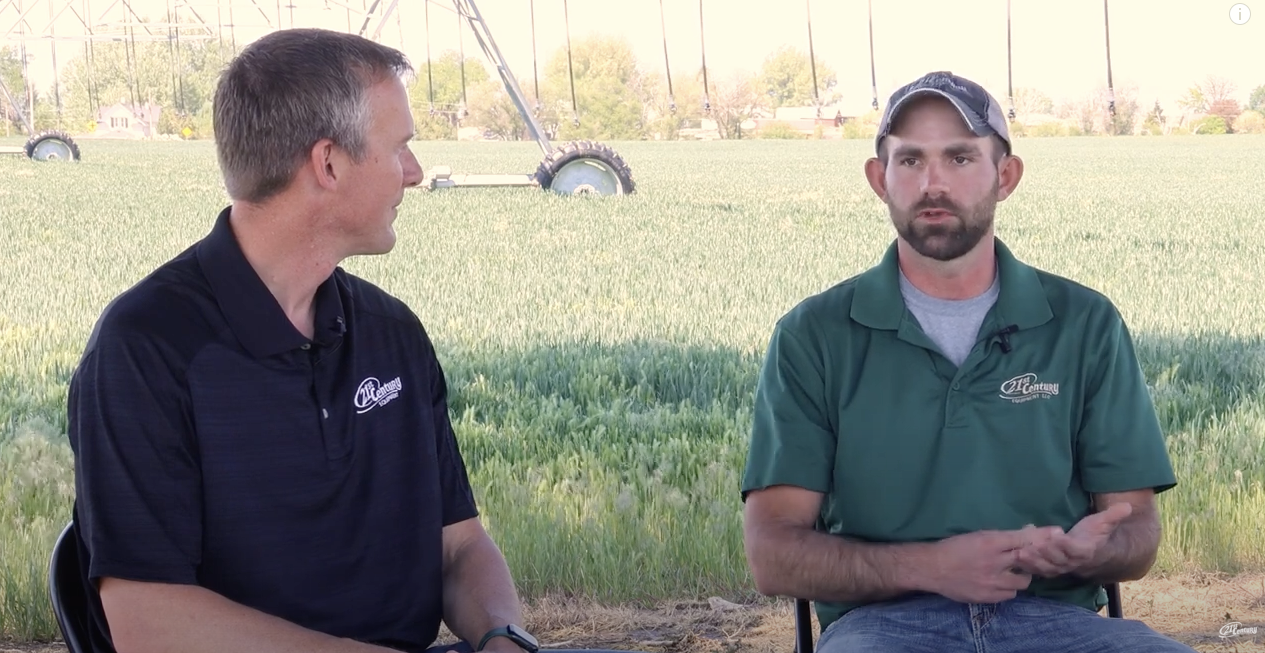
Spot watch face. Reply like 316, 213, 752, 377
508, 624, 539, 648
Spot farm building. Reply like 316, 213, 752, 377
92, 102, 162, 139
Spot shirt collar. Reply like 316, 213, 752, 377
195, 206, 348, 359
851, 237, 1053, 331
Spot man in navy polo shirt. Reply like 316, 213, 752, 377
66, 29, 536, 653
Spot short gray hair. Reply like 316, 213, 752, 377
213, 28, 412, 203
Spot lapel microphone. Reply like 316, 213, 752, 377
997, 325, 1019, 353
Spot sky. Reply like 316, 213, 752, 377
3, 0, 1262, 115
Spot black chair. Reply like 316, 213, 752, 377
49, 520, 93, 653
792, 583, 1123, 653
48, 520, 648, 653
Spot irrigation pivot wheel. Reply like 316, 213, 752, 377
534, 140, 635, 196
24, 130, 81, 162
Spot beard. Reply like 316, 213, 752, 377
890, 184, 997, 262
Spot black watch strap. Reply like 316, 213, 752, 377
476, 625, 538, 652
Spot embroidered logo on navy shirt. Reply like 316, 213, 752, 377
354, 376, 403, 414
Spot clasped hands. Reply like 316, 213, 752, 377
930, 502, 1132, 605
1010, 502, 1132, 579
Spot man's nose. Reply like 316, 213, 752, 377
920, 161, 950, 196
402, 148, 424, 188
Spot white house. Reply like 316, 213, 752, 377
93, 102, 161, 138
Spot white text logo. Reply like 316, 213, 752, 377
354, 376, 403, 414
1220, 622, 1259, 639
999, 373, 1060, 404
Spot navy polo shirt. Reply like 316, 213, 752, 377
66, 206, 478, 653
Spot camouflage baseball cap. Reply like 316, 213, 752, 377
875, 71, 1011, 155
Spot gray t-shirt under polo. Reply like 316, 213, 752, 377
899, 268, 1000, 367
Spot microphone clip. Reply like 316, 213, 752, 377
996, 324, 1018, 354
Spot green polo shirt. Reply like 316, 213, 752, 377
741, 238, 1177, 632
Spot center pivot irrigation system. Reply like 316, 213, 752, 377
429, 0, 1125, 197
423, 0, 636, 196
1, 0, 1124, 179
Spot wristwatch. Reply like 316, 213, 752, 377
476, 624, 539, 652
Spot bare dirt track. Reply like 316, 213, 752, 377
5, 573, 1263, 653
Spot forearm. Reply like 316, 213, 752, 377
746, 524, 934, 603
441, 534, 524, 648
1073, 513, 1161, 583
101, 579, 391, 653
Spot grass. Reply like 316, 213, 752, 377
1, 135, 1264, 640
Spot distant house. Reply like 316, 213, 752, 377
93, 102, 161, 139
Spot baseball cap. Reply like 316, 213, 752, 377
874, 71, 1011, 156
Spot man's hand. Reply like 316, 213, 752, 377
924, 525, 1061, 604
1014, 503, 1133, 578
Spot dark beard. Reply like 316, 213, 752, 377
892, 190, 996, 262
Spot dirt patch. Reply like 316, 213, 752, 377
0, 644, 62, 653
5, 573, 1264, 652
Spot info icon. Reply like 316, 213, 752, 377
1230, 3, 1250, 24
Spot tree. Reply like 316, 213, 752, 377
465, 79, 529, 141
1233, 110, 1265, 135
1010, 87, 1054, 119
757, 45, 839, 110
1249, 84, 1265, 113
57, 26, 227, 137
1178, 76, 1239, 115
540, 36, 649, 141
710, 71, 766, 139
1139, 99, 1166, 135
1191, 115, 1228, 135
1208, 98, 1242, 132
1053, 83, 1138, 135
407, 50, 491, 140
640, 70, 705, 140
1102, 84, 1141, 135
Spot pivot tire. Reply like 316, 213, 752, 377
24, 130, 81, 162
534, 140, 635, 196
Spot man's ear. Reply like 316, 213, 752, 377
308, 138, 342, 192
996, 154, 1024, 201
863, 157, 888, 201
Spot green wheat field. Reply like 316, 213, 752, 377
2, 135, 1264, 641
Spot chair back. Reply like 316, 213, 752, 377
48, 520, 100, 653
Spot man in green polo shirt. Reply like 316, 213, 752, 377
740, 71, 1194, 652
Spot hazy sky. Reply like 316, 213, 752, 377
4, 0, 1262, 115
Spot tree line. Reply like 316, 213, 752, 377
3, 33, 1263, 140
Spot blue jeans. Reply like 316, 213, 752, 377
815, 593, 1197, 653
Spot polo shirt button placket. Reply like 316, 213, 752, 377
945, 377, 965, 427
